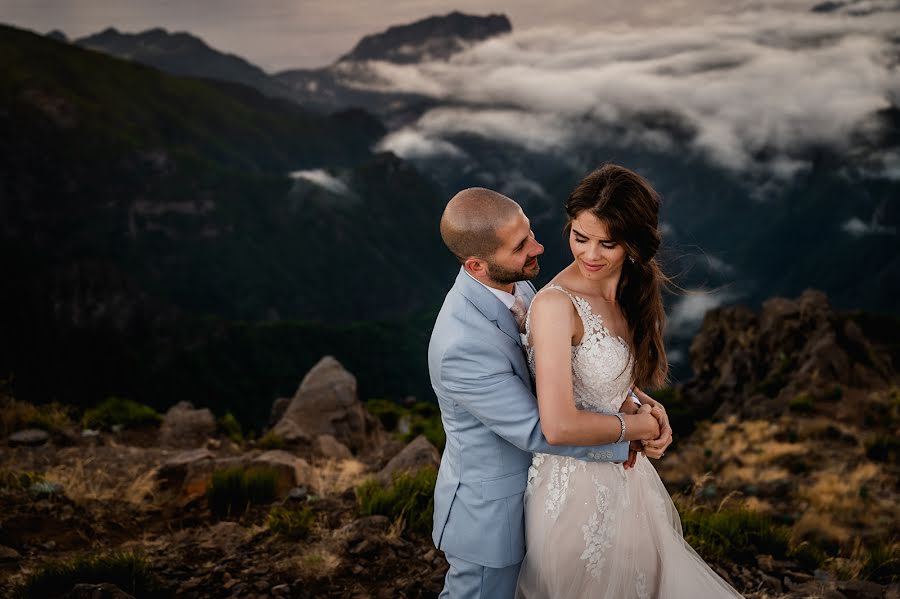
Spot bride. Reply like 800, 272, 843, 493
515, 164, 744, 598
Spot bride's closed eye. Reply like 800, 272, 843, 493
573, 233, 617, 249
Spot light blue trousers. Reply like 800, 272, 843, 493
438, 552, 521, 599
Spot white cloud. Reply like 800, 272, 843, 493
375, 129, 467, 160
288, 169, 350, 194
667, 290, 739, 336
343, 8, 898, 178
666, 349, 686, 365
841, 217, 897, 236
705, 256, 736, 275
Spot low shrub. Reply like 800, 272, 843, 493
680, 507, 790, 564
366, 399, 405, 430
788, 392, 815, 413
861, 542, 899, 583
789, 541, 829, 570
356, 466, 437, 535
0, 395, 72, 436
257, 431, 286, 450
365, 399, 445, 451
21, 550, 160, 598
219, 412, 243, 444
82, 396, 161, 431
267, 505, 315, 540
207, 466, 279, 518
0, 469, 44, 490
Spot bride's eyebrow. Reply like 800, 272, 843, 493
572, 226, 612, 242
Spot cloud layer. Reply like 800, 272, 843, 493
360, 7, 899, 179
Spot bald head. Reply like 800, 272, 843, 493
440, 188, 523, 263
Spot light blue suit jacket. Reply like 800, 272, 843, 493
428, 267, 629, 568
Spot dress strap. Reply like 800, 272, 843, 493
532, 284, 593, 334
541, 283, 594, 330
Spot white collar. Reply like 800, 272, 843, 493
464, 270, 521, 309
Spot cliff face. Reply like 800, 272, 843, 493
655, 291, 899, 595
681, 289, 896, 421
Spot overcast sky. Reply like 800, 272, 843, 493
0, 0, 819, 71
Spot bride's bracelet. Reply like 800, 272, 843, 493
614, 412, 626, 443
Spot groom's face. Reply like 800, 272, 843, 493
485, 209, 544, 285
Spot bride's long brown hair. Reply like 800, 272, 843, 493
565, 163, 669, 389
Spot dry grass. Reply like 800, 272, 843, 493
311, 458, 367, 495
40, 450, 164, 507
273, 544, 341, 580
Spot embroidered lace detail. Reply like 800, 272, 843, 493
636, 571, 650, 599
543, 455, 577, 520
524, 284, 633, 415
525, 453, 545, 500
580, 476, 615, 579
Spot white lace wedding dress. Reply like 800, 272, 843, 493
515, 285, 744, 598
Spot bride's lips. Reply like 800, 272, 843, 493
582, 261, 605, 272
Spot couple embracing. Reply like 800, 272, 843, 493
428, 164, 744, 598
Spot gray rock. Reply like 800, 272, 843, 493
159, 401, 216, 448
377, 435, 439, 483
8, 428, 50, 447
837, 579, 886, 599
155, 448, 216, 504
250, 450, 316, 496
0, 544, 21, 560
273, 356, 384, 455
314, 434, 352, 459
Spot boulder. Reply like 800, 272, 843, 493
155, 448, 216, 505
8, 428, 50, 447
272, 356, 384, 455
159, 401, 216, 448
249, 450, 316, 496
377, 435, 439, 483
314, 434, 353, 459
269, 396, 291, 426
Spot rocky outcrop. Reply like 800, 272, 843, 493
159, 402, 217, 449
154, 447, 315, 506
683, 289, 893, 419
272, 357, 384, 455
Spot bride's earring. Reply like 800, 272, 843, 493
629, 256, 636, 264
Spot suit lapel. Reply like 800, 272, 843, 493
455, 267, 523, 346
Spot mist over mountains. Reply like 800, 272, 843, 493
1, 6, 897, 422
60, 8, 899, 329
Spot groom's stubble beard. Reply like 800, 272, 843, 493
485, 258, 540, 285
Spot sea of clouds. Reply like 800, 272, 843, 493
355, 6, 899, 180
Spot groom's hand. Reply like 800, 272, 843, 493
642, 404, 672, 459
623, 440, 642, 470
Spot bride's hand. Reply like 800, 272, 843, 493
641, 406, 668, 459
636, 404, 661, 440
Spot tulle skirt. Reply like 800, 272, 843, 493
516, 454, 744, 599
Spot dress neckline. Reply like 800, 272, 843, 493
541, 284, 630, 350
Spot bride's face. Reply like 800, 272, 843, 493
569, 212, 626, 281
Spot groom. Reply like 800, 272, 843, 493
428, 188, 670, 598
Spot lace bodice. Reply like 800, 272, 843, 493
523, 284, 633, 414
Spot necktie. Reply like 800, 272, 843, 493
510, 295, 527, 334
